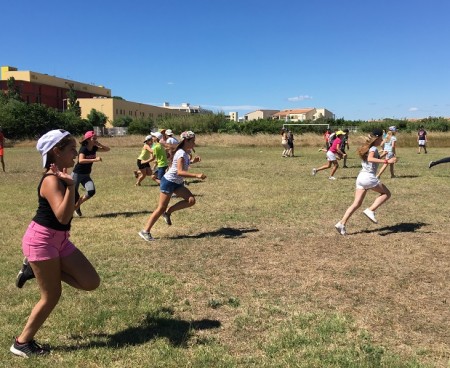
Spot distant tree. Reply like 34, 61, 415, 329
87, 108, 107, 128
111, 116, 133, 127
112, 96, 125, 100
6, 77, 22, 101
66, 86, 81, 116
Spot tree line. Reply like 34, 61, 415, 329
1, 78, 448, 140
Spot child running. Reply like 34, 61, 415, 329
335, 129, 397, 235
11, 129, 100, 357
134, 135, 153, 186
149, 131, 169, 184
429, 156, 450, 168
138, 131, 206, 241
72, 131, 110, 216
312, 130, 346, 180
376, 126, 397, 178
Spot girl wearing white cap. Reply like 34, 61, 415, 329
11, 130, 100, 357
139, 131, 206, 241
134, 135, 153, 186
335, 129, 397, 235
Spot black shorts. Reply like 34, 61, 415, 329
137, 159, 150, 170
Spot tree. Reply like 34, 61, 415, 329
66, 86, 81, 117
111, 116, 133, 127
6, 77, 22, 101
86, 108, 107, 128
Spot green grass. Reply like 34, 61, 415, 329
0, 136, 448, 367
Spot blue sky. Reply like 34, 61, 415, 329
4, 0, 450, 120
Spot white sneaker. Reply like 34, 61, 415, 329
138, 230, 155, 241
312, 168, 317, 176
335, 222, 346, 235
328, 176, 336, 180
363, 208, 377, 223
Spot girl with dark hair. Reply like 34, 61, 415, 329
11, 130, 100, 357
335, 129, 397, 235
138, 131, 206, 241
71, 131, 110, 216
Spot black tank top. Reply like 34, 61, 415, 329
32, 174, 72, 231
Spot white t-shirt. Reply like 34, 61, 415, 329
164, 149, 190, 184
360, 146, 379, 175
166, 137, 179, 145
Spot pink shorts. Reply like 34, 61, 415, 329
22, 221, 76, 262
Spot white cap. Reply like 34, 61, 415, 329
144, 135, 152, 142
151, 131, 163, 140
36, 129, 71, 167
165, 129, 173, 136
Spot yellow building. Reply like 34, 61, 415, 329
78, 98, 188, 127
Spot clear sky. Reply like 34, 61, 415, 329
3, 0, 450, 121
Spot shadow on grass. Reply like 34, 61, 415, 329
57, 309, 221, 351
354, 222, 429, 236
94, 210, 150, 218
168, 227, 259, 240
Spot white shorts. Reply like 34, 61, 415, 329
418, 140, 426, 146
356, 172, 380, 190
326, 151, 337, 161
386, 152, 395, 159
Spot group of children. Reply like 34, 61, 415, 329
10, 128, 206, 358
7, 123, 450, 357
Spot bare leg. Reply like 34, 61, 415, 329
143, 192, 172, 232
329, 161, 339, 177
367, 183, 391, 211
315, 161, 332, 172
166, 186, 196, 215
339, 189, 368, 225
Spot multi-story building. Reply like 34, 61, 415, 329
162, 102, 212, 114
244, 109, 280, 121
0, 66, 190, 127
271, 108, 334, 121
0, 66, 111, 111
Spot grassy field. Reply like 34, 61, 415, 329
1, 133, 449, 367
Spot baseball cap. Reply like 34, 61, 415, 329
36, 129, 71, 168
336, 130, 345, 136
82, 130, 96, 141
144, 135, 152, 142
180, 131, 195, 140
372, 128, 383, 137
151, 131, 163, 140
388, 126, 397, 132
165, 129, 173, 136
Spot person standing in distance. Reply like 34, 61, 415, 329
417, 125, 428, 154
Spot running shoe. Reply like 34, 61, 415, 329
16, 258, 35, 288
138, 230, 154, 242
363, 208, 377, 223
312, 168, 317, 176
10, 338, 50, 357
162, 212, 172, 226
335, 222, 346, 235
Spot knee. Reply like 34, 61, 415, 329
85, 275, 100, 291
86, 189, 96, 198
188, 196, 196, 206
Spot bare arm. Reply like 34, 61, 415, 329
40, 169, 75, 224
77, 152, 102, 164
176, 157, 206, 179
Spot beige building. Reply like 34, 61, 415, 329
272, 108, 334, 121
78, 98, 188, 127
162, 102, 212, 114
244, 109, 280, 121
